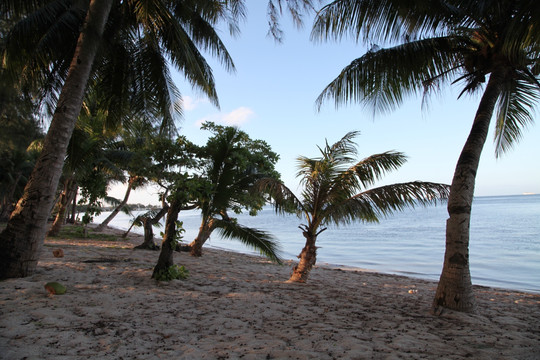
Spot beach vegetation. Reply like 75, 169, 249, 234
93, 122, 161, 233
149, 136, 204, 279
257, 131, 450, 283
47, 90, 132, 236
181, 122, 282, 263
53, 224, 118, 242
0, 0, 242, 280
153, 264, 189, 281
312, 0, 539, 312
132, 207, 168, 250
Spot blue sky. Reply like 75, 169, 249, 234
118, 2, 539, 205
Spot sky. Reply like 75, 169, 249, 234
115, 2, 540, 206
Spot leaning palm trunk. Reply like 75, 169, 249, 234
48, 177, 77, 236
135, 206, 168, 250
152, 201, 181, 278
95, 176, 138, 232
67, 186, 78, 224
0, 0, 114, 279
189, 218, 217, 257
433, 70, 505, 313
288, 230, 318, 283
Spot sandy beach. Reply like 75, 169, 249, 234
1, 225, 539, 359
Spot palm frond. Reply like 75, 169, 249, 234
133, 31, 181, 137
2, 0, 83, 104
348, 151, 408, 189
315, 36, 462, 113
214, 218, 282, 264
324, 130, 359, 160
119, 204, 132, 215
149, 2, 221, 107
254, 177, 304, 216
174, 0, 237, 74
494, 71, 539, 157
1, 0, 59, 17
103, 195, 121, 207
340, 181, 449, 223
311, 0, 454, 44
266, 0, 319, 42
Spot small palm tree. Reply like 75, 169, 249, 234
257, 131, 450, 283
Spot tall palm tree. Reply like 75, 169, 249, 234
0, 0, 241, 279
257, 131, 450, 282
312, 0, 539, 312
186, 122, 282, 263
0, 0, 114, 279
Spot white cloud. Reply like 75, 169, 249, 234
222, 107, 255, 126
181, 96, 209, 111
195, 107, 255, 128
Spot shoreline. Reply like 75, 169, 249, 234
1, 224, 539, 359
92, 198, 540, 295
106, 221, 540, 295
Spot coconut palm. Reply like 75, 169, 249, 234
185, 122, 282, 263
0, 0, 241, 279
312, 0, 539, 312
47, 91, 132, 236
257, 131, 450, 283
93, 121, 160, 232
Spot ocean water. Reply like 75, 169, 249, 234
93, 194, 540, 293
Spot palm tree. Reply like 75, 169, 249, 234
133, 206, 168, 250
148, 136, 209, 278
185, 123, 282, 263
94, 122, 158, 232
257, 131, 450, 283
312, 0, 539, 312
47, 92, 131, 236
0, 0, 241, 279
0, 0, 114, 279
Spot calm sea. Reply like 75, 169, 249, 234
93, 194, 540, 293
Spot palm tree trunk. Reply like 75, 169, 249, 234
135, 206, 168, 250
67, 185, 78, 224
95, 175, 137, 232
288, 231, 318, 283
433, 70, 505, 313
189, 218, 216, 257
152, 200, 181, 279
48, 177, 76, 236
0, 0, 114, 280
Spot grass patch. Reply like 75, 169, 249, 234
51, 224, 119, 242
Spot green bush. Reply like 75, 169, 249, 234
155, 264, 189, 281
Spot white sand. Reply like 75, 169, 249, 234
1, 225, 539, 359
